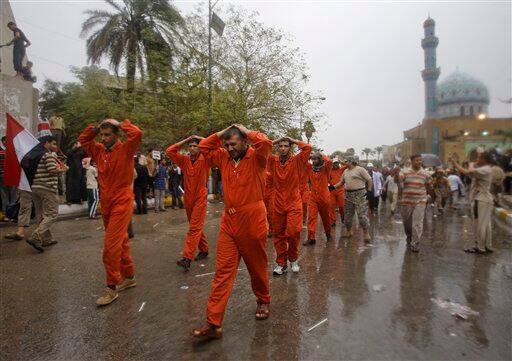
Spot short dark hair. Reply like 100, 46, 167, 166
410, 154, 422, 161
1, 136, 6, 143
223, 127, 245, 141
39, 135, 56, 144
479, 151, 494, 164
99, 122, 119, 134
188, 138, 200, 145
278, 138, 292, 146
7, 22, 15, 27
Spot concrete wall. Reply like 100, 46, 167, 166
0, 0, 17, 77
1, 73, 39, 135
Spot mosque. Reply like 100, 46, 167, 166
385, 17, 512, 164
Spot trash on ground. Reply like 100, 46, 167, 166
431, 298, 479, 319
200, 264, 206, 267
449, 332, 456, 337
180, 285, 189, 290
153, 223, 159, 228
307, 318, 328, 332
138, 301, 146, 312
372, 284, 386, 292
394, 221, 403, 224
195, 272, 215, 278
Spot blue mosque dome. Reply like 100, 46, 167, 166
436, 70, 490, 118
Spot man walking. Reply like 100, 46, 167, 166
267, 137, 311, 275
329, 158, 347, 227
26, 136, 67, 252
331, 156, 373, 241
394, 154, 432, 253
450, 152, 494, 253
384, 170, 399, 214
192, 124, 271, 341
166, 136, 211, 271
303, 151, 333, 246
79, 119, 142, 306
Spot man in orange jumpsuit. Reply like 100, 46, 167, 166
192, 124, 272, 341
264, 168, 275, 238
304, 151, 333, 246
166, 135, 211, 271
268, 137, 311, 275
329, 158, 347, 227
300, 178, 310, 225
79, 119, 142, 306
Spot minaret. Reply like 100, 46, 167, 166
421, 16, 440, 119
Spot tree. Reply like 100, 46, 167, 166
361, 147, 373, 161
80, 0, 183, 91
374, 146, 384, 161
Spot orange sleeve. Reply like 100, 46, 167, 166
296, 141, 312, 165
78, 124, 102, 160
247, 131, 272, 169
165, 143, 187, 168
323, 155, 333, 176
198, 134, 225, 167
120, 119, 142, 155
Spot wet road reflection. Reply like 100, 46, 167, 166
0, 202, 510, 360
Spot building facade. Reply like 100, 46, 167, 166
386, 16, 512, 165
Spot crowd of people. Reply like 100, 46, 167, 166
1, 119, 511, 342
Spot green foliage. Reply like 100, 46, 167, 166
40, 3, 324, 151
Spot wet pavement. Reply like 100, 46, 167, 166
1, 202, 511, 360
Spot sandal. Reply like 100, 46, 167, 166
191, 324, 223, 340
5, 233, 23, 241
255, 303, 270, 320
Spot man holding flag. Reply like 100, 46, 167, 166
4, 113, 67, 252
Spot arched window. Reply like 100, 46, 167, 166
460, 106, 465, 116
469, 106, 474, 116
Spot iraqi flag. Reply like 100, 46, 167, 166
4, 113, 47, 192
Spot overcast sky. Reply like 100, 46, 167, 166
9, 0, 511, 153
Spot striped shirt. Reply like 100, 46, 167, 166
32, 152, 59, 193
400, 168, 431, 205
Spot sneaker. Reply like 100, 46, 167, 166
290, 261, 300, 273
194, 252, 208, 261
26, 239, 44, 253
117, 277, 137, 292
485, 247, 495, 253
42, 240, 58, 247
177, 258, 191, 271
273, 264, 287, 275
96, 287, 119, 306
363, 230, 371, 242
340, 229, 353, 238
302, 239, 316, 246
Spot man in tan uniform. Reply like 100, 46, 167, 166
450, 152, 494, 253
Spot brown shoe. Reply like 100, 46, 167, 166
117, 277, 137, 292
96, 287, 119, 306
255, 303, 270, 320
192, 324, 223, 340
363, 230, 371, 242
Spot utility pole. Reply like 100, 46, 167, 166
208, 0, 213, 123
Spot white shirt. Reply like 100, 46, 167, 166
370, 170, 383, 196
447, 174, 463, 192
384, 175, 398, 193
86, 166, 98, 189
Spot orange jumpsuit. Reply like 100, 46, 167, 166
264, 169, 275, 234
307, 156, 333, 240
268, 141, 311, 266
199, 131, 272, 327
329, 166, 347, 225
166, 144, 211, 260
79, 120, 142, 286
300, 179, 310, 225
